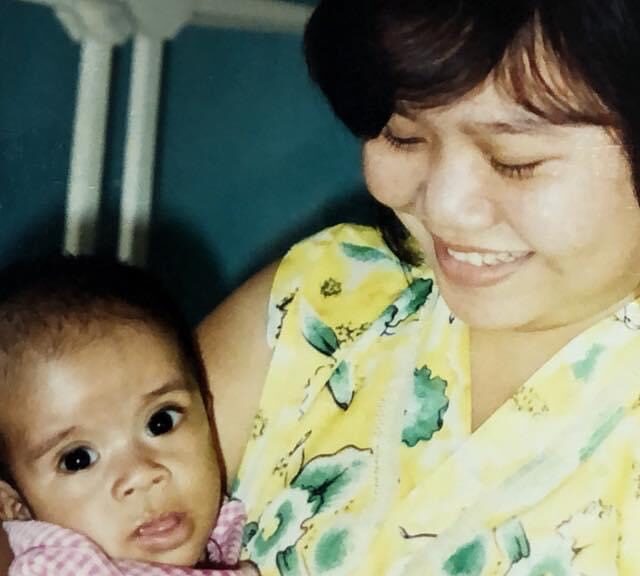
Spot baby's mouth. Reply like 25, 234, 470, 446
134, 512, 181, 535
131, 511, 193, 553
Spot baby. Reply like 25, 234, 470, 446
0, 255, 257, 575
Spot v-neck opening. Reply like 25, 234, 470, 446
459, 295, 638, 438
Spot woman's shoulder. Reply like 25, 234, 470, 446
271, 222, 418, 298
285, 222, 394, 260
266, 223, 434, 346
313, 222, 389, 246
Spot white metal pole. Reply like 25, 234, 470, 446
64, 40, 112, 255
192, 0, 312, 33
118, 35, 163, 265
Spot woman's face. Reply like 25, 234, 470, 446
363, 81, 640, 331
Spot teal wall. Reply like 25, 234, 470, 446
0, 0, 372, 324
0, 2, 74, 263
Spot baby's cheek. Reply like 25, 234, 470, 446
52, 497, 118, 552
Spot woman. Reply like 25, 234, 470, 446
1, 0, 638, 574
200, 0, 640, 574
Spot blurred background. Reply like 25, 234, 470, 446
0, 0, 373, 324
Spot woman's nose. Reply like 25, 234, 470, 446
420, 149, 497, 233
111, 451, 170, 501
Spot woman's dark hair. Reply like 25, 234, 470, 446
305, 0, 640, 263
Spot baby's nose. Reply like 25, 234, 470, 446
111, 456, 170, 500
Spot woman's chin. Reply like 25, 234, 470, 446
438, 285, 540, 331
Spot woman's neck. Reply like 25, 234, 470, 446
468, 293, 635, 431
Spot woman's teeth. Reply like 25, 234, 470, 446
446, 248, 529, 267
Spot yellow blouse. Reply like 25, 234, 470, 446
233, 224, 640, 576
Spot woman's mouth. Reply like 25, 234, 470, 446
433, 237, 534, 287
131, 512, 193, 553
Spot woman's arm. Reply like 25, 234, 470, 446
197, 261, 279, 482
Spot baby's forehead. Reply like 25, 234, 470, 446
0, 328, 196, 429
17, 312, 178, 358
0, 355, 47, 446
2, 317, 190, 398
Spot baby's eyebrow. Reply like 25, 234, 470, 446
25, 381, 190, 463
143, 379, 190, 400
27, 426, 77, 463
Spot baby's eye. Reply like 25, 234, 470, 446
58, 447, 98, 473
147, 407, 183, 437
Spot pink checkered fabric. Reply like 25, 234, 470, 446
2, 499, 255, 576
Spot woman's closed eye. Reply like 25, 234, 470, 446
381, 126, 426, 151
490, 157, 545, 180
146, 405, 184, 437
58, 446, 99, 473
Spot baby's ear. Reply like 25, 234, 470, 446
0, 480, 31, 521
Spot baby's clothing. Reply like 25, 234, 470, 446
3, 499, 253, 575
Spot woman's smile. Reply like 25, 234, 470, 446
433, 235, 534, 288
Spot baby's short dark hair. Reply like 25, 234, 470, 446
0, 254, 210, 483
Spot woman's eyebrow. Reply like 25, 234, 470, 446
394, 102, 558, 135
27, 426, 77, 463
463, 117, 557, 135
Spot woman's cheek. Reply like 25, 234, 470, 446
396, 212, 436, 262
362, 141, 426, 208
506, 179, 594, 258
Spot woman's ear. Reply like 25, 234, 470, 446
0, 480, 30, 521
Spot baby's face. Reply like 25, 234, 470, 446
0, 322, 222, 566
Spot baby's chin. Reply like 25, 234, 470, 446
111, 541, 208, 568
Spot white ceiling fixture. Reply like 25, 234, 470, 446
23, 0, 313, 41
20, 0, 313, 263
